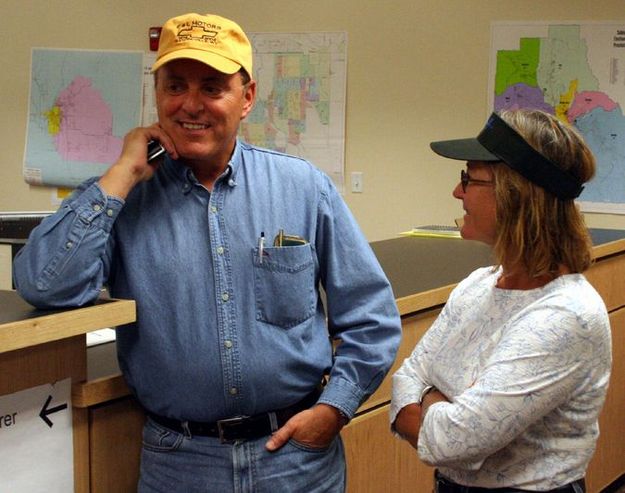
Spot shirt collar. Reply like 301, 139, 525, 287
162, 139, 243, 194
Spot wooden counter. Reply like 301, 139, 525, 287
0, 293, 135, 492
0, 292, 135, 354
4, 228, 624, 492
345, 229, 625, 493
371, 228, 625, 316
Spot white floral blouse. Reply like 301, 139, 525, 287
390, 266, 612, 490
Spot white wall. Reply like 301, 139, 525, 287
3, 0, 625, 241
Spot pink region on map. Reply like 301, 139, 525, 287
54, 76, 123, 163
568, 91, 618, 123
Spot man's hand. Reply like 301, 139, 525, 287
98, 125, 178, 199
265, 403, 347, 452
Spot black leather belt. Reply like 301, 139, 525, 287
435, 471, 585, 493
148, 388, 321, 443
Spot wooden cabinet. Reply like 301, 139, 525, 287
0, 293, 135, 492
343, 232, 625, 493
343, 407, 434, 493
585, 261, 625, 492
75, 233, 625, 492
5, 229, 625, 492
88, 398, 144, 493
360, 309, 440, 413
586, 308, 625, 492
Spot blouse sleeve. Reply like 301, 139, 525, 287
417, 303, 609, 469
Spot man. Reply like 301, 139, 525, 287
14, 12, 401, 492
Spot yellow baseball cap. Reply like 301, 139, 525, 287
151, 13, 253, 78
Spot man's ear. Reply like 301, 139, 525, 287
241, 80, 256, 119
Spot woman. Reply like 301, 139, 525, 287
391, 109, 611, 492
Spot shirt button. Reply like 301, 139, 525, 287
93, 204, 102, 212
216, 246, 224, 255
106, 209, 114, 217
65, 241, 73, 249
229, 387, 238, 395
224, 340, 233, 349
211, 206, 218, 213
221, 292, 229, 302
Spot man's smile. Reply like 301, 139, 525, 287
181, 122, 210, 130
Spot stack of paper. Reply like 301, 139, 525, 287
399, 225, 461, 239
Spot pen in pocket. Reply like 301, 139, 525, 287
258, 232, 265, 264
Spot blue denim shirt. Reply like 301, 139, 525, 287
14, 140, 401, 422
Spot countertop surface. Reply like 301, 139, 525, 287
370, 228, 625, 301
3, 228, 625, 377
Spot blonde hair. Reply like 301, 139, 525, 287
491, 109, 596, 275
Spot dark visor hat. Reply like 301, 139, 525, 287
430, 112, 584, 200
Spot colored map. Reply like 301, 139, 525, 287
490, 23, 625, 212
239, 32, 347, 189
24, 49, 143, 187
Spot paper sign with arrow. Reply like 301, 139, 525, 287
39, 394, 69, 428
0, 378, 73, 492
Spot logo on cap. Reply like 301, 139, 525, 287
176, 21, 220, 45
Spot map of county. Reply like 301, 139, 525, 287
238, 32, 347, 188
51, 76, 123, 163
490, 23, 625, 212
25, 49, 143, 187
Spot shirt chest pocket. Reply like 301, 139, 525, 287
253, 244, 316, 328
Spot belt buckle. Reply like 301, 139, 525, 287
217, 415, 248, 443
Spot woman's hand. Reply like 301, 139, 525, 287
394, 403, 422, 449
394, 389, 450, 450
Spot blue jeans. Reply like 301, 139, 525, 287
138, 417, 346, 492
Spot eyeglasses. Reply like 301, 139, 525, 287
460, 169, 495, 193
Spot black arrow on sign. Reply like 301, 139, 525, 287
39, 395, 68, 428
